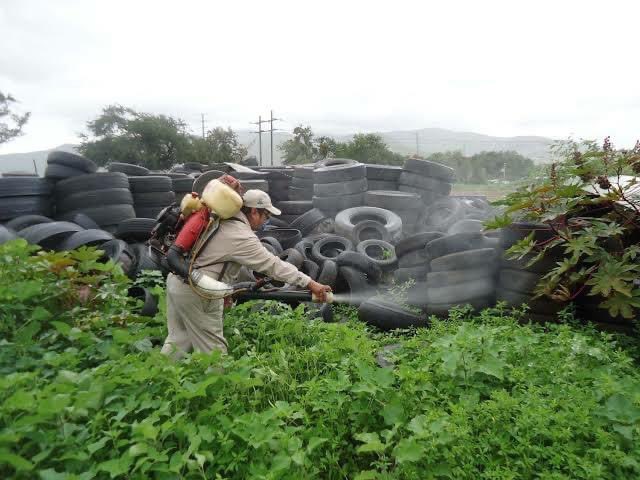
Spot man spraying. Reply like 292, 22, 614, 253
161, 179, 332, 359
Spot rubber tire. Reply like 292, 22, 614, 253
352, 220, 392, 244
47, 151, 97, 173
393, 266, 429, 283
115, 218, 157, 242
302, 259, 320, 280
101, 239, 138, 277
447, 219, 485, 235
58, 204, 136, 227
0, 177, 53, 197
258, 227, 302, 250
54, 172, 129, 198
313, 193, 364, 214
311, 235, 354, 265
313, 163, 366, 183
495, 287, 565, 315
275, 201, 314, 215
498, 268, 543, 293
133, 191, 176, 207
289, 208, 328, 236
426, 277, 495, 304
0, 225, 19, 244
127, 286, 159, 317
364, 190, 421, 210
315, 158, 359, 168
5, 214, 53, 231
336, 251, 383, 283
58, 229, 114, 251
172, 177, 195, 192
337, 266, 374, 305
314, 178, 368, 197
367, 180, 398, 191
398, 185, 444, 203
292, 165, 314, 179
0, 196, 52, 221
426, 232, 493, 260
358, 296, 428, 330
334, 206, 402, 242
278, 248, 304, 269
422, 197, 465, 231
403, 159, 456, 182
427, 267, 496, 286
67, 213, 101, 230
288, 186, 312, 201
397, 249, 429, 268
396, 231, 444, 258
107, 162, 150, 176
55, 188, 134, 213
128, 176, 173, 193
19, 221, 84, 250
294, 239, 314, 258
260, 236, 284, 255
242, 179, 269, 192
430, 248, 498, 272
365, 164, 402, 181
317, 259, 338, 287
44, 164, 87, 180
356, 239, 397, 272
398, 171, 453, 195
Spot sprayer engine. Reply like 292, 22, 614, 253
148, 204, 184, 255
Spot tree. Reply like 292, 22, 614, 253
198, 127, 248, 164
426, 150, 535, 184
0, 92, 30, 145
79, 104, 200, 170
279, 125, 318, 164
334, 133, 405, 165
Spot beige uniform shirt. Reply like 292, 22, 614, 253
192, 211, 311, 288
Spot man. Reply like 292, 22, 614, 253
161, 188, 332, 359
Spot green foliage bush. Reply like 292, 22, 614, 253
426, 150, 535, 184
490, 138, 640, 319
1, 239, 640, 479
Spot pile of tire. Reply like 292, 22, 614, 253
398, 158, 454, 206
0, 176, 53, 222
273, 200, 315, 226
107, 162, 150, 176
420, 196, 494, 232
262, 168, 293, 202
364, 190, 422, 236
365, 164, 401, 191
496, 222, 567, 324
288, 165, 314, 201
168, 174, 195, 203
44, 151, 98, 181
421, 231, 501, 315
313, 159, 367, 216
127, 176, 175, 219
54, 172, 136, 232
393, 232, 443, 284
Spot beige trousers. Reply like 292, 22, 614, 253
161, 273, 228, 359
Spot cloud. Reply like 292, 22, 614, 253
1, 0, 639, 153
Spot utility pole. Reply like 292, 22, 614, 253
415, 131, 420, 156
251, 116, 269, 166
201, 113, 206, 139
266, 110, 283, 166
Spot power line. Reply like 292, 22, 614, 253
252, 110, 283, 166
251, 116, 269, 166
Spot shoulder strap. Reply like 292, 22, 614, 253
189, 217, 243, 277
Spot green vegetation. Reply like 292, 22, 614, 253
0, 91, 30, 145
279, 126, 404, 165
2, 239, 640, 479
79, 105, 247, 169
426, 150, 535, 184
490, 138, 640, 319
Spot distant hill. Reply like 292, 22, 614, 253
0, 128, 554, 174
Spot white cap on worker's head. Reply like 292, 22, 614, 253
242, 189, 281, 215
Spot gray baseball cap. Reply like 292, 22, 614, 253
242, 189, 281, 215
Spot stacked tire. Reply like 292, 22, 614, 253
496, 222, 566, 323
0, 176, 53, 222
274, 201, 314, 226
44, 151, 97, 181
398, 158, 454, 206
422, 232, 500, 315
313, 160, 367, 217
232, 171, 270, 194
365, 164, 401, 191
54, 173, 136, 232
288, 165, 314, 201
128, 176, 176, 219
364, 190, 422, 236
170, 175, 195, 204
264, 168, 293, 202
393, 232, 443, 285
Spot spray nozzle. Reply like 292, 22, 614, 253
312, 291, 334, 304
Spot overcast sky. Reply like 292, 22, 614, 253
1, 0, 639, 154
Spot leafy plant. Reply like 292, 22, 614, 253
488, 137, 640, 319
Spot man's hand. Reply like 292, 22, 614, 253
308, 280, 332, 303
